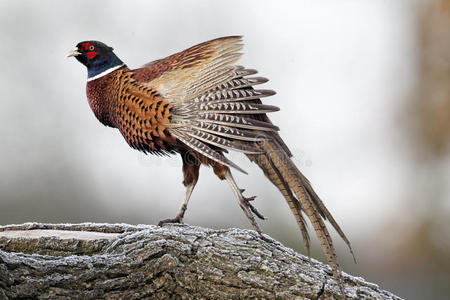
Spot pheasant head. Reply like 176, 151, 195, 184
67, 41, 125, 81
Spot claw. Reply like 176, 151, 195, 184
245, 196, 256, 202
224, 170, 266, 234
242, 195, 264, 219
247, 202, 266, 220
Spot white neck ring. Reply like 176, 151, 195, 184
87, 64, 125, 82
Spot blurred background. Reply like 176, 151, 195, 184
0, 0, 448, 298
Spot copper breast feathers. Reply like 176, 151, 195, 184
87, 69, 177, 154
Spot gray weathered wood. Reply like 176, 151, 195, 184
0, 223, 401, 299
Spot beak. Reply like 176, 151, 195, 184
66, 47, 81, 58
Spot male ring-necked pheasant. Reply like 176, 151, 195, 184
68, 36, 355, 289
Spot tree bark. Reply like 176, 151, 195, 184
0, 223, 401, 300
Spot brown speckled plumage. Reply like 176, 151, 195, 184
69, 36, 355, 293
87, 68, 176, 154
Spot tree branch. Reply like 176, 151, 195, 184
0, 223, 401, 299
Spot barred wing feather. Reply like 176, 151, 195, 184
145, 36, 278, 172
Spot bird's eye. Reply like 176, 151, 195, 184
88, 45, 95, 51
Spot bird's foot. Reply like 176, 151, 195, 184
243, 198, 266, 221
238, 188, 266, 220
237, 195, 266, 234
245, 197, 266, 220
224, 171, 266, 235
157, 215, 184, 227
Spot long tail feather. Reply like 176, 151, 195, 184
251, 137, 349, 280
295, 169, 357, 263
248, 149, 311, 258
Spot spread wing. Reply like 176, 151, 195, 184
135, 36, 244, 104
133, 36, 279, 173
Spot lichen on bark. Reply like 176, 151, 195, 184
0, 223, 402, 299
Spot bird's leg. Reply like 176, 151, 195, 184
223, 170, 265, 234
213, 163, 265, 234
158, 180, 197, 226
158, 151, 200, 226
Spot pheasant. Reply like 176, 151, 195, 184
67, 36, 355, 289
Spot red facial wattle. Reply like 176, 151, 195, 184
80, 42, 98, 59
87, 52, 98, 59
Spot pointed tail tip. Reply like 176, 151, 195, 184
234, 166, 248, 175
350, 249, 357, 264
345, 241, 357, 264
